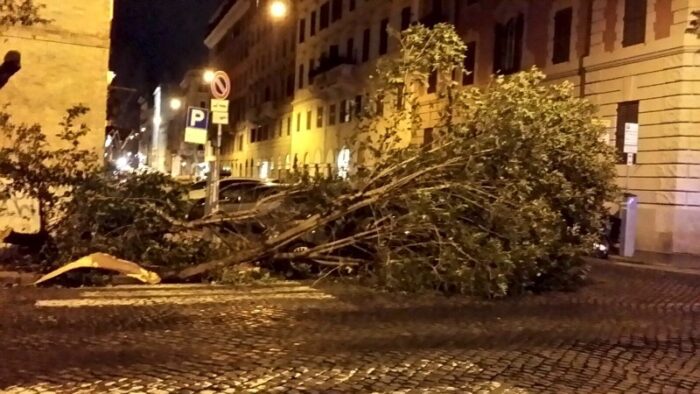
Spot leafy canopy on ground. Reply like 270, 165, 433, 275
177, 23, 618, 298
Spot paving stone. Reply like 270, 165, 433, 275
0, 264, 698, 393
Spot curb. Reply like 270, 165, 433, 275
0, 271, 40, 287
586, 257, 700, 277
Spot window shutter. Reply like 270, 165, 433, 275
463, 41, 476, 85
513, 13, 524, 73
623, 0, 647, 47
493, 23, 505, 74
552, 8, 572, 64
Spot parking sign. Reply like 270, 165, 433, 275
185, 107, 209, 144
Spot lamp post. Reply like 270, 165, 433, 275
268, 0, 289, 19
169, 97, 183, 111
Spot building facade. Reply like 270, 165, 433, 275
206, 0, 298, 180
0, 0, 113, 232
208, 0, 700, 256
166, 69, 211, 179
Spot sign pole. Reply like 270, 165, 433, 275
211, 123, 222, 212
205, 70, 231, 216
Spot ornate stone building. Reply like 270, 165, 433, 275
0, 0, 113, 231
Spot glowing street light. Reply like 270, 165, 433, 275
269, 0, 289, 19
169, 97, 182, 111
203, 69, 216, 84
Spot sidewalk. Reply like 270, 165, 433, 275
607, 250, 700, 275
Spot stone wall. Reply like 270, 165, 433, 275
0, 0, 112, 151
0, 0, 112, 232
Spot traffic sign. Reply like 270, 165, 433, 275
211, 99, 229, 113
210, 71, 231, 99
212, 111, 229, 125
185, 107, 209, 144
623, 122, 639, 153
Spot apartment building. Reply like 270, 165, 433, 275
206, 0, 298, 180
164, 69, 211, 178
290, 0, 441, 176
209, 0, 700, 255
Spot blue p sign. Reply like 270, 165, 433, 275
187, 107, 209, 130
185, 107, 210, 144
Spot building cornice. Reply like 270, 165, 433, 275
205, 0, 250, 49
584, 46, 700, 73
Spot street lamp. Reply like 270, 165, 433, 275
269, 0, 289, 19
203, 69, 216, 84
169, 97, 182, 111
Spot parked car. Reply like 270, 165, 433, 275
186, 178, 284, 220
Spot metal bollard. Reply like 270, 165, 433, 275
619, 193, 638, 257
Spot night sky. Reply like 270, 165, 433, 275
110, 0, 224, 96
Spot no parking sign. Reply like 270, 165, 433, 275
210, 71, 231, 99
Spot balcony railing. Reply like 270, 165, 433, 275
309, 54, 357, 80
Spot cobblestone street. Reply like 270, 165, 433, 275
1, 262, 699, 393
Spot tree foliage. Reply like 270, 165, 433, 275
0, 106, 99, 232
0, 108, 221, 274
0, 0, 48, 30
52, 171, 223, 271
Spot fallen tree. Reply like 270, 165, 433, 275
164, 24, 618, 297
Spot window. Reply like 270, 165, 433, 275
332, 0, 343, 22
552, 8, 572, 64
329, 104, 337, 125
346, 38, 354, 58
623, 0, 647, 47
423, 128, 434, 148
308, 59, 315, 84
287, 116, 292, 135
354, 95, 363, 115
616, 101, 639, 163
307, 110, 312, 130
493, 14, 524, 75
362, 28, 371, 62
330, 44, 339, 59
298, 64, 304, 89
310, 11, 317, 36
297, 113, 302, 132
299, 18, 306, 43
379, 18, 389, 55
286, 74, 294, 97
376, 94, 384, 116
320, 2, 330, 29
279, 119, 283, 137
463, 41, 476, 85
317, 106, 324, 128
427, 70, 438, 93
401, 7, 412, 30
340, 99, 349, 123
350, 0, 356, 11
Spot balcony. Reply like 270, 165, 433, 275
309, 55, 358, 97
